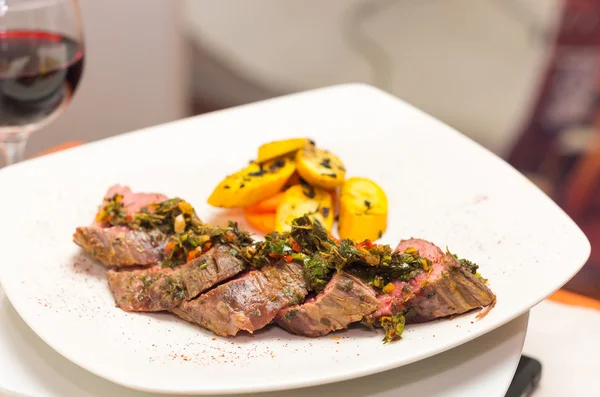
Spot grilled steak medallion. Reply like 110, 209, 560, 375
276, 272, 379, 337
403, 253, 496, 324
172, 262, 308, 336
73, 226, 166, 267
98, 185, 167, 224
368, 239, 495, 324
107, 244, 245, 312
75, 185, 170, 267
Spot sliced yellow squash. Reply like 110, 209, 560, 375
295, 145, 345, 189
275, 184, 334, 233
257, 138, 310, 163
207, 158, 296, 208
338, 177, 387, 241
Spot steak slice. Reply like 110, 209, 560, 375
106, 244, 245, 312
367, 238, 495, 324
96, 185, 167, 225
172, 262, 308, 336
404, 253, 496, 324
73, 226, 166, 267
276, 272, 380, 337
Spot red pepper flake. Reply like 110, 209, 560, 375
291, 240, 301, 252
329, 235, 340, 244
357, 239, 373, 249
203, 241, 213, 251
212, 337, 217, 341
225, 232, 236, 242
283, 254, 293, 263
186, 250, 199, 262
165, 241, 176, 254
269, 253, 282, 259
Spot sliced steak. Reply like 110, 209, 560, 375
276, 272, 379, 337
404, 252, 496, 323
172, 262, 308, 336
367, 238, 495, 324
97, 185, 167, 224
106, 244, 245, 312
106, 265, 173, 311
73, 226, 166, 267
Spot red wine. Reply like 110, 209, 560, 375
0, 30, 84, 128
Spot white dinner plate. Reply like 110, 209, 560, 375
0, 84, 590, 395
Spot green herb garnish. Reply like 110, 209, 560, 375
381, 312, 405, 343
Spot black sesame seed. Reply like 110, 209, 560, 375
240, 184, 245, 188
428, 291, 436, 299
322, 173, 337, 178
224, 185, 230, 189
322, 207, 330, 218
364, 200, 371, 209
378, 230, 383, 239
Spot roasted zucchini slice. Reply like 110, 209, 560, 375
338, 177, 387, 241
207, 158, 296, 208
275, 184, 334, 233
257, 138, 310, 163
295, 145, 345, 189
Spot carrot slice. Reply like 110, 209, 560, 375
244, 192, 284, 214
243, 209, 276, 234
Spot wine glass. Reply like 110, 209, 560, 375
0, 0, 84, 166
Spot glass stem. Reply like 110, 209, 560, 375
0, 131, 30, 166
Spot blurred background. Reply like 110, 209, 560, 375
26, 0, 600, 298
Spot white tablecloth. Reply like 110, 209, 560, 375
522, 299, 600, 396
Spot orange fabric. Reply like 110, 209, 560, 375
548, 289, 600, 311
35, 142, 600, 311
29, 141, 85, 158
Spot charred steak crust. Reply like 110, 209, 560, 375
276, 272, 380, 337
73, 226, 166, 267
172, 262, 308, 336
107, 244, 245, 312
404, 253, 496, 324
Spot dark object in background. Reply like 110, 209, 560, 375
508, 0, 600, 300
508, 0, 600, 173
505, 355, 542, 397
